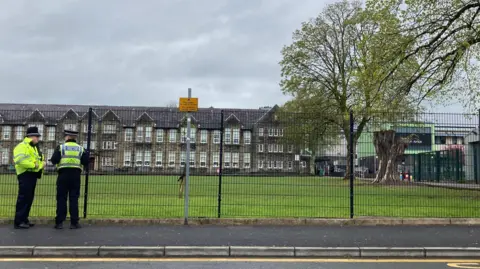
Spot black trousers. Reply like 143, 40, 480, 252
14, 172, 38, 225
55, 169, 81, 225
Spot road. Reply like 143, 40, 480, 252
0, 259, 478, 269
1, 225, 480, 247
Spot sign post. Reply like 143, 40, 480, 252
179, 89, 198, 225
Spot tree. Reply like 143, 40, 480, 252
364, 0, 480, 111
280, 0, 421, 180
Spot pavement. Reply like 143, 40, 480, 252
0, 259, 477, 269
1, 225, 479, 247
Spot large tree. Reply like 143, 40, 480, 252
365, 0, 480, 111
280, 0, 421, 180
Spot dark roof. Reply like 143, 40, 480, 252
0, 103, 276, 129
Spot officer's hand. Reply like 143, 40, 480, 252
34, 162, 39, 169
43, 161, 47, 167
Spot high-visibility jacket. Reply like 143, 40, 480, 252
57, 142, 84, 170
13, 137, 44, 175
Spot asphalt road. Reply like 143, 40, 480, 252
0, 260, 474, 269
1, 225, 479, 247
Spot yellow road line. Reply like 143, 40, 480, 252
0, 258, 479, 263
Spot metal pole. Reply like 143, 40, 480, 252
349, 110, 354, 219
184, 88, 192, 225
477, 109, 480, 184
217, 110, 225, 218
83, 107, 93, 218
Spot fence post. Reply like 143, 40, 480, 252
349, 110, 354, 219
83, 107, 93, 218
477, 109, 480, 184
217, 110, 225, 218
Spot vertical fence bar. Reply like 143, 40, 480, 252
349, 110, 354, 219
184, 88, 192, 225
477, 109, 480, 184
83, 107, 93, 218
217, 110, 225, 218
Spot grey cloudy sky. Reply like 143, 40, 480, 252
0, 0, 465, 112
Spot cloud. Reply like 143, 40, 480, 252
0, 0, 465, 113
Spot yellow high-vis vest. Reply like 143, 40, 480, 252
57, 142, 84, 170
13, 137, 44, 175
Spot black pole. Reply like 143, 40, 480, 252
477, 109, 480, 184
349, 110, 354, 219
217, 110, 225, 218
83, 107, 93, 218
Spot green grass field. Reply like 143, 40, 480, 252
1, 175, 479, 219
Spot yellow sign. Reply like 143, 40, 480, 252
179, 97, 198, 112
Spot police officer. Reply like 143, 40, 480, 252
13, 126, 45, 229
50, 130, 89, 229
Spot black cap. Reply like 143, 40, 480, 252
26, 126, 41, 137
64, 130, 79, 136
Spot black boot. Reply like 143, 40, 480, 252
14, 223, 30, 229
54, 223, 63, 230
70, 223, 81, 229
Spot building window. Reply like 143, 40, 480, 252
288, 161, 293, 169
181, 127, 196, 143
135, 151, 143, 167
224, 128, 232, 144
0, 148, 9, 165
301, 161, 306, 168
213, 130, 221, 144
258, 144, 264, 152
125, 128, 133, 142
274, 144, 279, 153
279, 129, 284, 137
232, 152, 239, 168
232, 128, 240, 144
103, 124, 116, 134
102, 141, 117, 150
101, 157, 114, 167
83, 123, 96, 133
288, 145, 293, 153
144, 150, 151, 166
169, 129, 177, 143
47, 127, 56, 141
156, 129, 164, 143
274, 129, 278, 137
244, 153, 250, 169
82, 141, 96, 150
28, 124, 44, 140
259, 128, 264, 137
124, 150, 131, 166
200, 130, 208, 144
268, 144, 274, 153
452, 136, 458, 145
145, 127, 152, 143
15, 126, 24, 141
200, 152, 207, 167
268, 128, 274, 137
258, 159, 264, 169
46, 149, 54, 164
277, 161, 283, 169
136, 126, 144, 142
155, 152, 163, 167
224, 152, 231, 168
180, 151, 186, 167
212, 153, 219, 167
64, 123, 77, 131
168, 152, 175, 167
190, 152, 195, 167
435, 136, 446, 144
244, 131, 251, 145
458, 137, 464, 145
2, 126, 11, 140
268, 161, 273, 169
279, 144, 284, 153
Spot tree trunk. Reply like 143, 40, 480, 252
344, 140, 357, 180
372, 130, 408, 184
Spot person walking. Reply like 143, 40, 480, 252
13, 126, 44, 229
50, 130, 89, 229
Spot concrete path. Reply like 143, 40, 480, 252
1, 225, 479, 247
